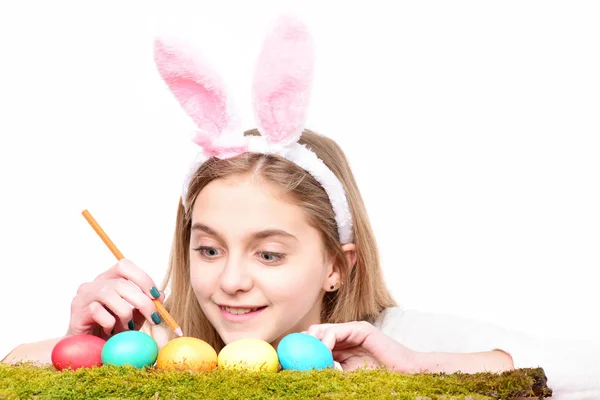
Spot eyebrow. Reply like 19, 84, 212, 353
190, 223, 298, 242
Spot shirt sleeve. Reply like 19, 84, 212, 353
375, 307, 600, 400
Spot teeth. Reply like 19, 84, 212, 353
224, 306, 258, 315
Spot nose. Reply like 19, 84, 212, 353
219, 253, 253, 295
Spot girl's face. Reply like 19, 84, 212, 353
189, 174, 339, 346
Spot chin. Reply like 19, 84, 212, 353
219, 329, 274, 345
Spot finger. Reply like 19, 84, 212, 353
111, 278, 162, 327
71, 282, 94, 310
312, 322, 375, 351
78, 301, 117, 337
304, 324, 349, 350
331, 349, 354, 364
130, 308, 147, 331
95, 259, 162, 301
320, 329, 335, 350
77, 279, 165, 330
87, 286, 135, 331
305, 323, 335, 338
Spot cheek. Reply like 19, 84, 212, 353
189, 262, 219, 297
263, 257, 326, 300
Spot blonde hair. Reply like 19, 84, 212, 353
158, 129, 396, 351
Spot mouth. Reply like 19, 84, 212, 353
218, 305, 267, 322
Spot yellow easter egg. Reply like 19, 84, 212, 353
156, 337, 218, 371
218, 338, 279, 372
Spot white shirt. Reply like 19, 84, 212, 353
375, 307, 600, 400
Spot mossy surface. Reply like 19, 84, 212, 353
0, 364, 551, 400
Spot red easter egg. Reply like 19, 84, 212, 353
51, 334, 106, 371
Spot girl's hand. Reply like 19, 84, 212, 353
305, 321, 421, 373
67, 259, 165, 339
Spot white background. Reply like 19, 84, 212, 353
0, 1, 599, 360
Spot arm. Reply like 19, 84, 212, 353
376, 307, 541, 370
2, 322, 169, 366
306, 321, 515, 374
1, 338, 64, 365
415, 349, 514, 374
3, 261, 167, 366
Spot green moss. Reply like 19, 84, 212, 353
0, 364, 551, 400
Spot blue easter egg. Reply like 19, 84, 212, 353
101, 331, 158, 368
277, 333, 334, 371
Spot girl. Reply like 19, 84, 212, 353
3, 15, 598, 399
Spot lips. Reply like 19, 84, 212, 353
222, 306, 262, 315
218, 305, 267, 322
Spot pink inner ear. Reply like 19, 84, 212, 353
168, 76, 224, 134
154, 39, 229, 137
253, 15, 314, 145
258, 84, 306, 142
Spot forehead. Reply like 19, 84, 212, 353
191, 175, 309, 234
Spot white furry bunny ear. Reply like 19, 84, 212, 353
252, 15, 315, 146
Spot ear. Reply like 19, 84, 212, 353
341, 243, 357, 271
324, 243, 357, 291
252, 15, 315, 146
154, 37, 240, 153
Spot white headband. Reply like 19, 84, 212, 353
154, 15, 353, 244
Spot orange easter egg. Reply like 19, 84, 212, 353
156, 337, 218, 371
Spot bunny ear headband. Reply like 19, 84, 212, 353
153, 15, 353, 244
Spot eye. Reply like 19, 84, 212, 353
194, 246, 222, 258
258, 251, 284, 263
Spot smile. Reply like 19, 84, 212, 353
218, 305, 267, 322
223, 306, 260, 315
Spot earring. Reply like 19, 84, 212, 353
329, 285, 335, 290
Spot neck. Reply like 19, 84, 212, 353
271, 296, 323, 349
